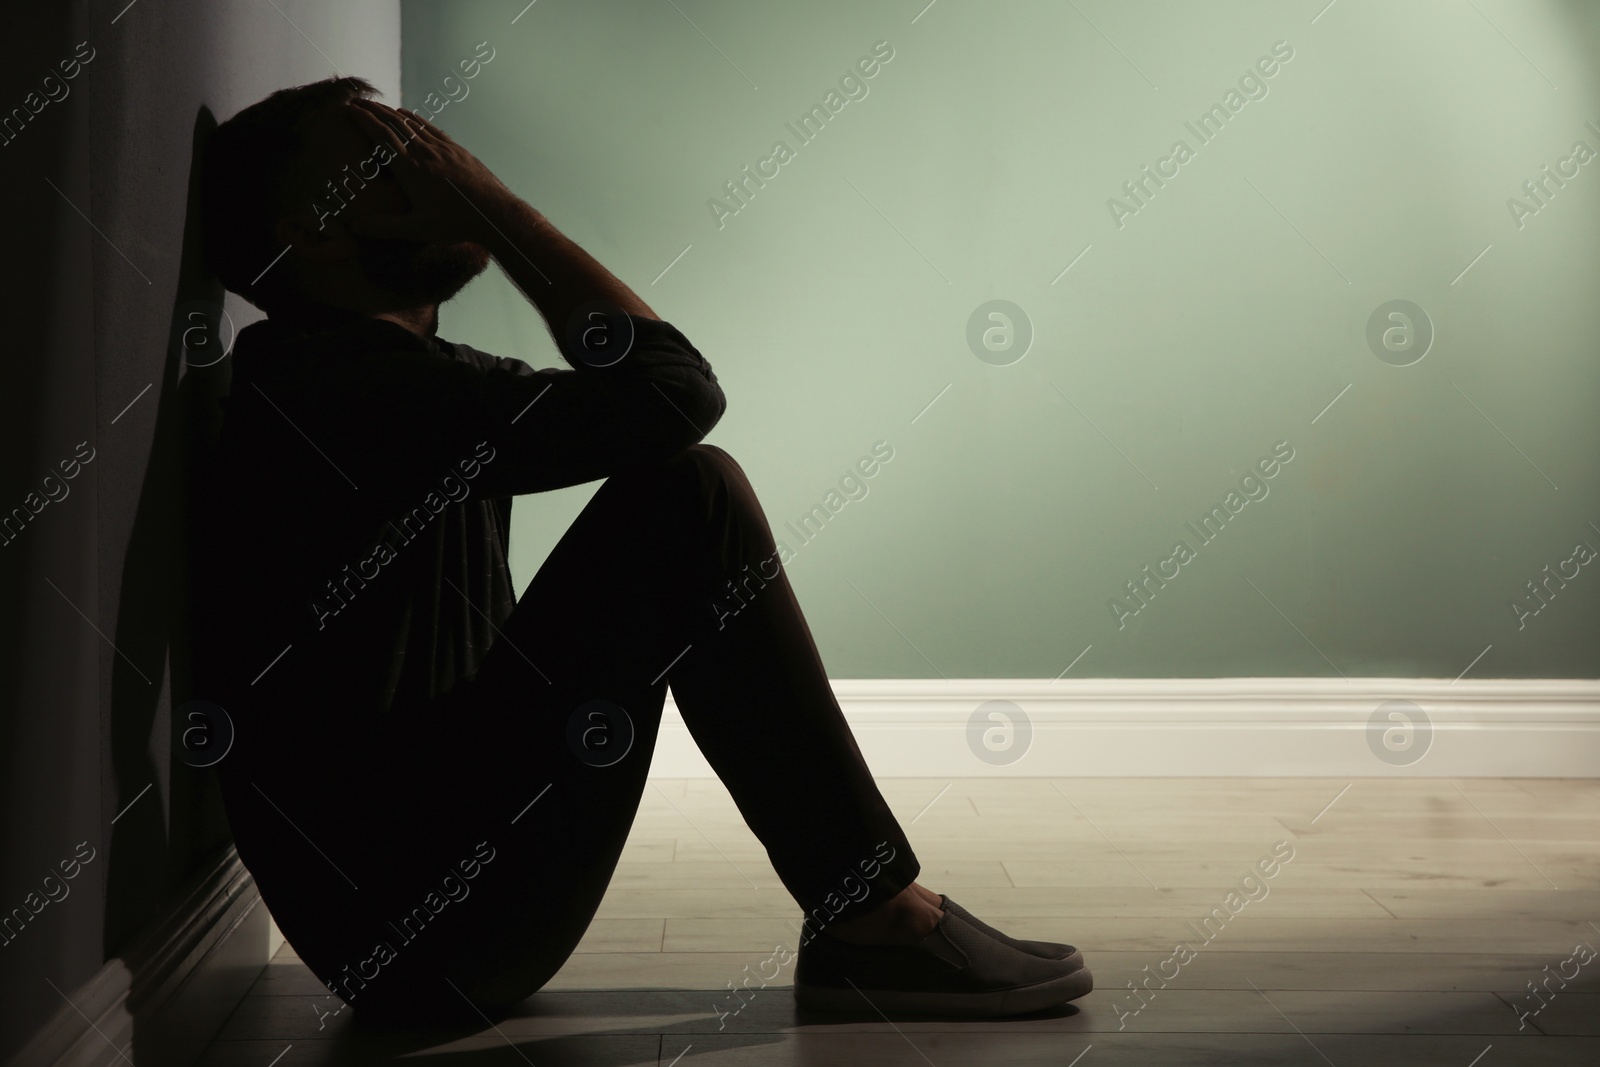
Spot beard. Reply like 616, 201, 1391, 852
354, 235, 492, 306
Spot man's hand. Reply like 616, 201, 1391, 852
345, 98, 518, 247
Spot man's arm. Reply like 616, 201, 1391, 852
248, 316, 724, 503
336, 99, 723, 497
480, 201, 659, 334
346, 98, 658, 343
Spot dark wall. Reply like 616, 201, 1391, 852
0, 2, 398, 1058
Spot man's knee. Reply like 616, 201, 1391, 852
598, 444, 748, 527
640, 445, 769, 551
677, 442, 741, 473
652, 443, 749, 496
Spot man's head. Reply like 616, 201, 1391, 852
201, 76, 490, 320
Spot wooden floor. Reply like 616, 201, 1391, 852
198, 777, 1600, 1065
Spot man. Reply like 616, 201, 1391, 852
195, 75, 1091, 1025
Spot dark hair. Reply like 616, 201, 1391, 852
200, 75, 380, 312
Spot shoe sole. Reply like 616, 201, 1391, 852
794, 964, 1093, 1017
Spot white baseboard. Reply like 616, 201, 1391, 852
646, 678, 1600, 778
5, 847, 269, 1067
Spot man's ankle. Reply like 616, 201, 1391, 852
825, 886, 943, 946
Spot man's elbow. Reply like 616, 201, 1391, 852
647, 370, 724, 442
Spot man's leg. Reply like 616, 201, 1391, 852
655, 445, 925, 928
355, 444, 921, 1020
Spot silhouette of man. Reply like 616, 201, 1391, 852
195, 76, 1090, 1025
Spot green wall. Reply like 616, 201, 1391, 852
402, 0, 1599, 679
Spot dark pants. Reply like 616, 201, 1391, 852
228, 444, 921, 1024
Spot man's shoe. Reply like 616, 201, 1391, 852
939, 896, 1080, 963
793, 906, 1093, 1017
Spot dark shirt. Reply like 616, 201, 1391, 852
194, 306, 725, 752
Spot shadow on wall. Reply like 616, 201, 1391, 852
102, 105, 239, 1064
